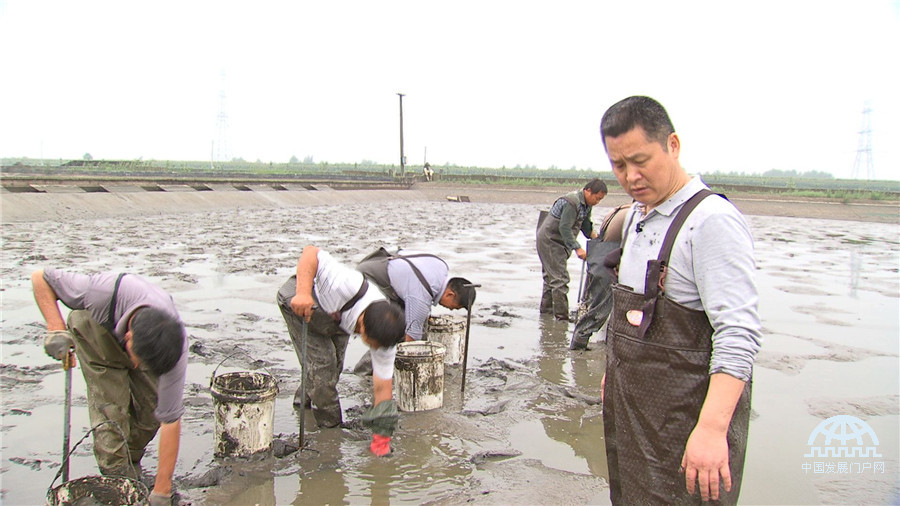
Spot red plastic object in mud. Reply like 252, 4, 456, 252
370, 434, 391, 456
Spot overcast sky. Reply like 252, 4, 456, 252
1, 1, 898, 180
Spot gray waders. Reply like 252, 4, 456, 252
536, 193, 584, 320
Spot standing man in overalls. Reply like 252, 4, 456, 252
32, 269, 187, 506
536, 178, 607, 321
276, 245, 406, 456
599, 96, 762, 504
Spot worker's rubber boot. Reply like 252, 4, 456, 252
569, 334, 590, 350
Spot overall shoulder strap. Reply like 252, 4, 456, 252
638, 189, 715, 337
331, 278, 369, 323
391, 253, 447, 298
644, 189, 714, 298
657, 189, 715, 264
103, 273, 127, 334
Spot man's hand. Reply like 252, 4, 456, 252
290, 293, 316, 322
600, 373, 606, 402
681, 373, 746, 501
148, 491, 172, 506
43, 330, 75, 360
680, 423, 731, 501
575, 248, 587, 260
362, 399, 399, 437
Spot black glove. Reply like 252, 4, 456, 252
362, 399, 399, 437
43, 330, 75, 360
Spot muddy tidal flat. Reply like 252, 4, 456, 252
2, 184, 898, 505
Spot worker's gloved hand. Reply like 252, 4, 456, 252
43, 330, 75, 360
148, 491, 172, 506
370, 434, 391, 456
361, 399, 399, 437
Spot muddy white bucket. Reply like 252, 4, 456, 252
425, 315, 465, 365
48, 475, 149, 505
48, 421, 149, 505
394, 341, 445, 411
211, 370, 279, 459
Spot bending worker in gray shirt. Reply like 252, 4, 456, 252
351, 247, 476, 374
33, 269, 187, 506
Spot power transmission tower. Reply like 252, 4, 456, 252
213, 70, 230, 165
852, 103, 874, 180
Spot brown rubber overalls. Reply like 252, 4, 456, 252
603, 190, 752, 505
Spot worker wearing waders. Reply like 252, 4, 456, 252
276, 246, 406, 456
599, 96, 761, 504
536, 179, 607, 321
349, 247, 477, 374
32, 269, 187, 506
569, 203, 631, 350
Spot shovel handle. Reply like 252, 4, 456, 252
298, 319, 308, 447
62, 349, 74, 483
460, 284, 480, 395
288, 306, 315, 449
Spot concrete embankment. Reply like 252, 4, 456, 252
0, 187, 429, 223
0, 183, 602, 223
3, 182, 897, 223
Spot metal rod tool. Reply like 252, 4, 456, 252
460, 283, 481, 394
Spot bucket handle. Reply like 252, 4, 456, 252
48, 420, 140, 492
210, 348, 276, 388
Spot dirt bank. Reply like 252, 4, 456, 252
412, 182, 900, 224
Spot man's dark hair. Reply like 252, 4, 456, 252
600, 96, 675, 151
447, 277, 477, 310
130, 307, 184, 376
363, 300, 406, 348
583, 178, 608, 194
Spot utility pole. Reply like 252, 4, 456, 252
397, 92, 406, 176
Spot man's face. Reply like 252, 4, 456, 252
439, 289, 462, 310
123, 331, 141, 369
605, 127, 682, 210
358, 320, 379, 349
584, 190, 606, 207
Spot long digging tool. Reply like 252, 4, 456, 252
460, 283, 481, 394
570, 257, 587, 344
576, 257, 586, 306
289, 306, 315, 449
62, 347, 74, 483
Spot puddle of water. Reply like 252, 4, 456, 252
509, 418, 589, 475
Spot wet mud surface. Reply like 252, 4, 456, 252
1, 189, 898, 504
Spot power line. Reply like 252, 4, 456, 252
213, 70, 230, 164
852, 102, 874, 180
